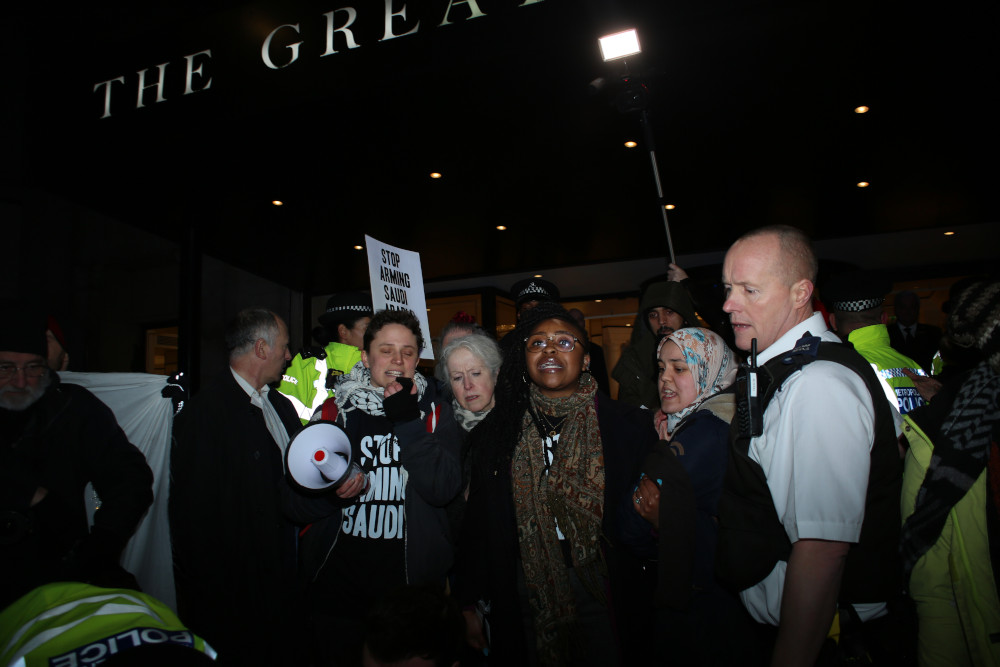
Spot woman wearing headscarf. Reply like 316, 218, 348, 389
624, 327, 760, 666
455, 302, 655, 666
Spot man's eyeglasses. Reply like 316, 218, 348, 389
524, 334, 579, 353
0, 363, 49, 379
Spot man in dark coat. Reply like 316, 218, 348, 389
0, 303, 153, 611
169, 308, 365, 666
888, 290, 943, 373
613, 280, 698, 409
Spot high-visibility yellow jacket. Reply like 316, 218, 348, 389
902, 416, 1000, 667
849, 324, 926, 415
0, 583, 216, 666
278, 342, 362, 424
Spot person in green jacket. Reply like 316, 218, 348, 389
0, 582, 216, 665
825, 270, 927, 415
900, 278, 1000, 667
278, 292, 372, 424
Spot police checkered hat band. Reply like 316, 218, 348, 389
518, 283, 549, 298
823, 270, 891, 314
510, 277, 560, 306
831, 296, 885, 312
318, 291, 373, 328
325, 304, 371, 315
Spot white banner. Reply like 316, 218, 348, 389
365, 235, 434, 360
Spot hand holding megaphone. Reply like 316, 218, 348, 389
285, 421, 367, 497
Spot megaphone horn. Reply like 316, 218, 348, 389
285, 421, 355, 491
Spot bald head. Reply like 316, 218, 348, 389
735, 225, 817, 287
722, 227, 816, 351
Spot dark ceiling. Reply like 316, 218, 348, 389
19, 1, 998, 295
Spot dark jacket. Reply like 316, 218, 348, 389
612, 281, 697, 409
169, 371, 316, 665
888, 322, 942, 373
618, 394, 733, 607
0, 375, 153, 610
455, 392, 655, 665
300, 380, 462, 600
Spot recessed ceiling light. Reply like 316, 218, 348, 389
272, 200, 283, 206
854, 106, 869, 114
353, 245, 363, 250
429, 172, 442, 179
943, 231, 955, 236
856, 181, 870, 188
533, 274, 542, 278
496, 225, 507, 231
595, 299, 602, 303
664, 204, 675, 210
624, 141, 637, 148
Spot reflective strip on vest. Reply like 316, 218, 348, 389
308, 356, 329, 417
284, 392, 314, 422
5, 593, 164, 659
1, 584, 218, 666
876, 367, 925, 380
870, 363, 900, 413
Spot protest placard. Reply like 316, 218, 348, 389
365, 235, 434, 360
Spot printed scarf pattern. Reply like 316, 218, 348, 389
451, 399, 490, 433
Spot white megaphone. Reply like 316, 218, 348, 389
285, 421, 357, 491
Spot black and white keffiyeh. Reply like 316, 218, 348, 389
333, 361, 428, 424
900, 361, 1000, 580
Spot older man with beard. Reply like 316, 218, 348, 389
0, 303, 153, 611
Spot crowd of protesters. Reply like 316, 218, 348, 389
2, 225, 998, 667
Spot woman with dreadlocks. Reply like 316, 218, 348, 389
454, 302, 657, 666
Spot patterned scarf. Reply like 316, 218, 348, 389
655, 327, 737, 438
333, 361, 428, 423
511, 373, 606, 666
900, 361, 1000, 580
451, 399, 491, 432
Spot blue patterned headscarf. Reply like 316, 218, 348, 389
656, 327, 736, 432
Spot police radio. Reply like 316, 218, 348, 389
735, 338, 767, 438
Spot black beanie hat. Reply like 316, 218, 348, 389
0, 299, 48, 358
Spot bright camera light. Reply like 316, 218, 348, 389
599, 29, 641, 62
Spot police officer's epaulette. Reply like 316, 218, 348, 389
776, 333, 821, 367
325, 368, 344, 390
300, 346, 327, 361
